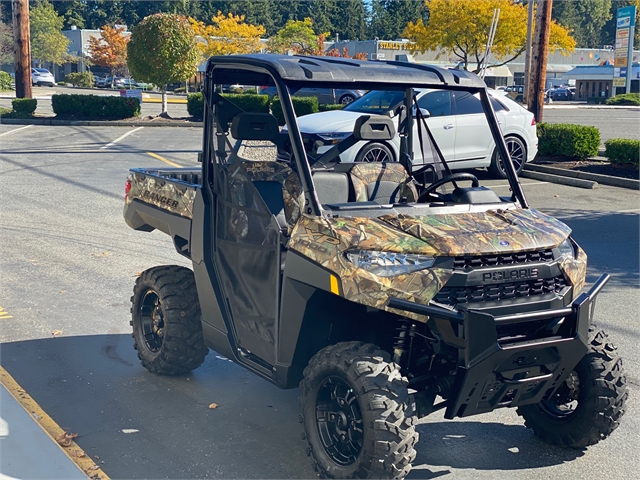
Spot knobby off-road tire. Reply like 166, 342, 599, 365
131, 265, 208, 375
299, 342, 418, 479
517, 326, 627, 448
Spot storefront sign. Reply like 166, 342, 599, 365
613, 6, 636, 92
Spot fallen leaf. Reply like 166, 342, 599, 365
208, 403, 218, 409
70, 450, 86, 458
87, 465, 100, 471
91, 252, 109, 257
135, 271, 142, 277
60, 290, 67, 294
55, 431, 78, 447
94, 455, 100, 460
52, 330, 63, 337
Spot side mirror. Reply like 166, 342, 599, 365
412, 107, 430, 118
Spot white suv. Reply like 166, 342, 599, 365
288, 89, 538, 178
31, 68, 55, 87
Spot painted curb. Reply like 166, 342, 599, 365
1, 117, 203, 128
520, 170, 598, 189
525, 163, 639, 190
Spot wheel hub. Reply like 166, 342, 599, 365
540, 371, 581, 417
140, 290, 164, 352
316, 376, 363, 466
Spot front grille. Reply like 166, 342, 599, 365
453, 249, 554, 269
434, 275, 568, 306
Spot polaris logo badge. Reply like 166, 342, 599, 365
483, 268, 539, 282
499, 240, 510, 246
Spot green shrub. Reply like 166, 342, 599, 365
606, 93, 640, 106
586, 97, 607, 105
187, 92, 203, 118
0, 71, 13, 91
187, 92, 270, 119
57, 81, 67, 86
271, 96, 319, 125
319, 103, 345, 112
537, 123, 600, 160
64, 71, 95, 88
12, 98, 37, 115
51, 94, 140, 119
605, 138, 639, 166
0, 106, 12, 116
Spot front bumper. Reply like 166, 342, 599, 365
389, 273, 609, 419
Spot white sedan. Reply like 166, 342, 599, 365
288, 89, 538, 178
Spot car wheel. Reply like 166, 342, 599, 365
517, 326, 627, 448
340, 94, 356, 105
300, 342, 418, 479
489, 135, 527, 179
355, 142, 394, 163
131, 265, 208, 375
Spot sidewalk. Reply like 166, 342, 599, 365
0, 368, 106, 480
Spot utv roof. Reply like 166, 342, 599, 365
206, 54, 486, 90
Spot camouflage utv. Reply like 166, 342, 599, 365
123, 55, 627, 479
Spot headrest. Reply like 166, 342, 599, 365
353, 115, 396, 141
231, 112, 279, 141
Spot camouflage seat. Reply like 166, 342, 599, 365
349, 162, 418, 204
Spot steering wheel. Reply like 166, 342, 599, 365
417, 173, 480, 202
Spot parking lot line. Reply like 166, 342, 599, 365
0, 307, 12, 319
0, 125, 33, 137
146, 151, 182, 168
100, 126, 144, 150
0, 366, 110, 479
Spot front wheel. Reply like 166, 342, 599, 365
517, 326, 627, 448
355, 142, 394, 163
300, 342, 418, 479
130, 265, 208, 375
340, 94, 356, 105
489, 135, 527, 179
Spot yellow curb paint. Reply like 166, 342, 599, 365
142, 98, 187, 104
0, 366, 110, 480
146, 151, 183, 168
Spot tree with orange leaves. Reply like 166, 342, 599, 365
88, 25, 130, 80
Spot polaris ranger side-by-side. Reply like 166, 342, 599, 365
123, 55, 627, 479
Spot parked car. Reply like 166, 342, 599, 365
31, 68, 55, 87
261, 86, 366, 105
550, 87, 574, 101
95, 76, 113, 88
506, 85, 524, 103
282, 88, 538, 178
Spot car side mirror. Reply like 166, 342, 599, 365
412, 107, 430, 118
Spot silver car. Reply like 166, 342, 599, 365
261, 86, 365, 105
31, 68, 55, 87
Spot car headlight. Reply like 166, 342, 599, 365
345, 250, 435, 277
318, 132, 351, 145
557, 237, 577, 261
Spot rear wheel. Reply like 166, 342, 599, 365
131, 265, 208, 375
300, 342, 418, 479
355, 142, 393, 163
517, 326, 627, 448
340, 94, 356, 105
489, 135, 527, 179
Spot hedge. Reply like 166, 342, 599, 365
606, 93, 640, 106
52, 94, 140, 119
187, 92, 270, 119
64, 71, 95, 88
604, 138, 639, 166
319, 103, 345, 112
537, 123, 600, 160
12, 98, 37, 115
271, 96, 319, 125
0, 71, 12, 91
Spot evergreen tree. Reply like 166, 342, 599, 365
369, 0, 427, 40
333, 0, 367, 41
53, 0, 86, 29
553, 0, 612, 48
300, 0, 337, 37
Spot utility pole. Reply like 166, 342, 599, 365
528, 0, 552, 122
12, 0, 32, 99
523, 0, 535, 103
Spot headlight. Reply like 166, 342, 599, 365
557, 238, 576, 261
318, 132, 351, 145
345, 250, 435, 277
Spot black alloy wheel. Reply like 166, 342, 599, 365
355, 142, 394, 163
489, 135, 527, 178
340, 94, 356, 105
139, 289, 164, 352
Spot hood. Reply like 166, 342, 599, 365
294, 110, 374, 134
376, 208, 571, 255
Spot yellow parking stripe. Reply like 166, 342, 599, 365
0, 306, 13, 319
0, 366, 110, 479
146, 151, 183, 168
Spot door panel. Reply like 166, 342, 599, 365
451, 91, 493, 168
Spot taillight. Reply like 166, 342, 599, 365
531, 117, 536, 126
125, 179, 131, 199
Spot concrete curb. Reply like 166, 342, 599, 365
1, 117, 203, 128
524, 163, 639, 190
520, 170, 598, 189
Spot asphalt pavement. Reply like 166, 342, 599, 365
0, 124, 639, 479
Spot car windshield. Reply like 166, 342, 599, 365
343, 90, 405, 114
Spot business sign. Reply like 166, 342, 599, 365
613, 6, 636, 92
